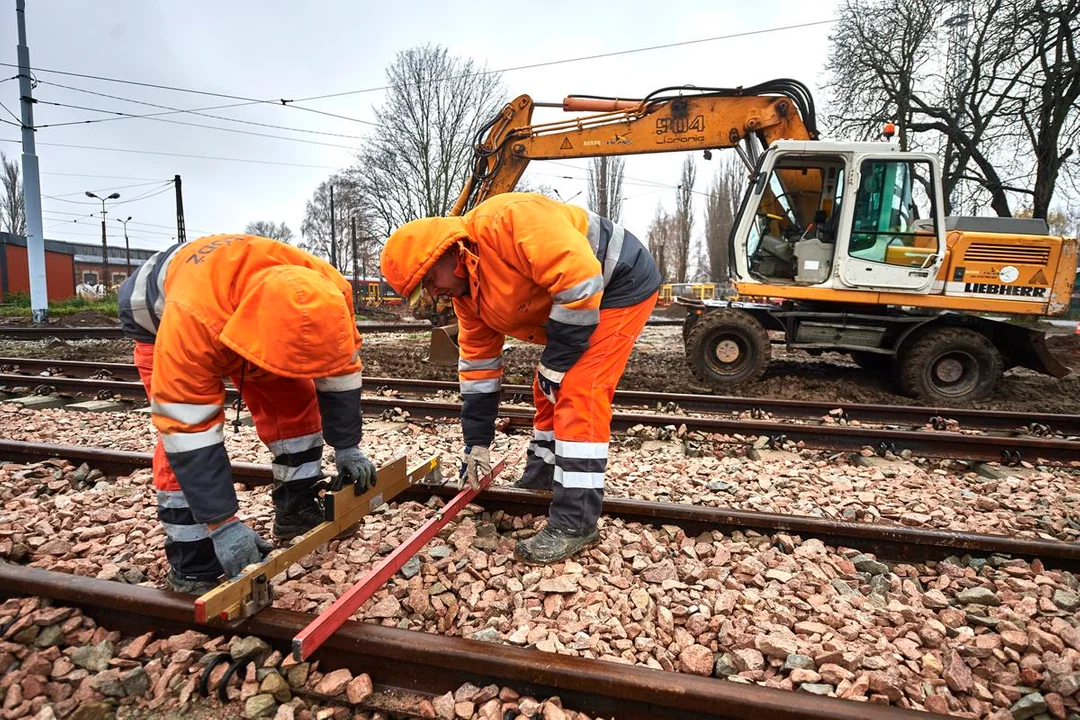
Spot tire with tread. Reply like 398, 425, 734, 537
897, 326, 1002, 403
685, 309, 770, 388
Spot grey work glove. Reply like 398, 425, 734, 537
459, 445, 492, 491
209, 519, 273, 578
334, 446, 376, 491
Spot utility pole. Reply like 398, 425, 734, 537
173, 175, 186, 243
15, 0, 48, 322
86, 191, 119, 288
117, 216, 132, 277
329, 184, 337, 270
350, 215, 360, 309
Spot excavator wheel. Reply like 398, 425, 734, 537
685, 309, 770, 388
896, 327, 1003, 404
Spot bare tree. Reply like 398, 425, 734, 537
646, 203, 676, 282
672, 156, 696, 283
825, 0, 1080, 218
1, 152, 25, 236
348, 45, 505, 235
586, 156, 625, 222
703, 157, 746, 284
244, 220, 294, 243
300, 174, 371, 272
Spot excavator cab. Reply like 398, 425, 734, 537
732, 141, 945, 293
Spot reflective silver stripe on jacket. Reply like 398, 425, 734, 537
458, 355, 504, 372
161, 424, 225, 453
151, 401, 222, 426
128, 244, 181, 336
161, 521, 211, 542
460, 378, 501, 394
268, 431, 324, 456
156, 489, 189, 509
583, 209, 626, 286
315, 372, 363, 393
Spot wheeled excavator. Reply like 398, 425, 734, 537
427, 79, 1077, 403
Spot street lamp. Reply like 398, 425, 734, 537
85, 191, 120, 288
116, 216, 132, 278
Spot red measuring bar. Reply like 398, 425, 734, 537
291, 456, 509, 661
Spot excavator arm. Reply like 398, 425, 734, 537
451, 79, 819, 216
429, 79, 820, 365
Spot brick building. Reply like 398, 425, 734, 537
0, 231, 160, 301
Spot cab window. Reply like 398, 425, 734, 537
848, 160, 937, 266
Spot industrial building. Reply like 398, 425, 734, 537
0, 231, 159, 301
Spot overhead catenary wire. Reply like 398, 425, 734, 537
34, 98, 361, 150
34, 80, 372, 139
41, 207, 214, 236
0, 137, 341, 170
0, 18, 833, 123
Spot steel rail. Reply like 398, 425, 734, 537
0, 565, 925, 720
1, 373, 1076, 463
0, 318, 685, 341
1, 439, 1076, 570
3, 356, 1077, 435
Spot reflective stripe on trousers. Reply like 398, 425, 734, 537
530, 292, 657, 532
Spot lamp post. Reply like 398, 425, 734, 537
85, 191, 120, 288
116, 216, 132, 279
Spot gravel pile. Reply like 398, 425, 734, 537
2, 402, 1078, 543
2, 457, 1079, 718
0, 597, 598, 720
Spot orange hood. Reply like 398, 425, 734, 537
380, 216, 469, 299
219, 266, 357, 379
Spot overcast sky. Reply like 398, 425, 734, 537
0, 1, 835, 255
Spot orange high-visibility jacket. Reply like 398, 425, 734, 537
381, 193, 659, 447
118, 235, 363, 524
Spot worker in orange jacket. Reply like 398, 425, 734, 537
118, 235, 376, 593
381, 193, 660, 564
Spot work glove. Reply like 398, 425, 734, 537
209, 519, 273, 578
536, 364, 565, 405
459, 445, 492, 491
333, 446, 377, 492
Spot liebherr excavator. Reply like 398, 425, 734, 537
435, 79, 1077, 403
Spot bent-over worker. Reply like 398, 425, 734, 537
381, 193, 660, 564
118, 235, 376, 593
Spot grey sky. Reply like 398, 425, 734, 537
1, 1, 834, 255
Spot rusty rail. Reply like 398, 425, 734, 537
1, 373, 1077, 463
1, 439, 1076, 570
4, 356, 1077, 435
0, 319, 684, 341
0, 565, 929, 720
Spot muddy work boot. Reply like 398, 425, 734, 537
271, 478, 325, 542
514, 524, 599, 565
166, 569, 219, 595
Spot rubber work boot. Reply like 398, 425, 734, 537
514, 524, 599, 565
271, 478, 325, 542
166, 569, 219, 595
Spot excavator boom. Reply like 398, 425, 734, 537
452, 79, 818, 215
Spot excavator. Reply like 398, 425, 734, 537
427, 79, 1077, 403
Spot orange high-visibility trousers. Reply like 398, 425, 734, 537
133, 340, 325, 580
525, 292, 657, 532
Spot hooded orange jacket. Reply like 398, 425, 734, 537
382, 193, 659, 447
118, 235, 363, 524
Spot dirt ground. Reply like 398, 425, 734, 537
2, 324, 1079, 414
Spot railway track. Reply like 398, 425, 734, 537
1, 363, 1078, 463
3, 356, 1078, 435
2, 438, 1077, 571
0, 565, 925, 720
5, 441, 1078, 717
0, 318, 686, 341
